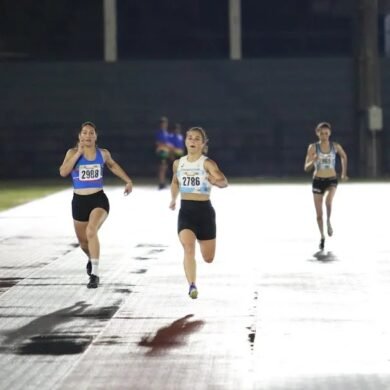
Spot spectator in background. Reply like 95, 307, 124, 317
171, 123, 185, 160
167, 122, 185, 182
155, 116, 172, 189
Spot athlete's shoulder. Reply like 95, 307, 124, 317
96, 148, 110, 163
66, 147, 78, 156
204, 157, 219, 169
173, 156, 185, 173
204, 156, 215, 164
331, 141, 340, 150
307, 143, 316, 151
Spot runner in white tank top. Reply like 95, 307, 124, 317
304, 122, 348, 251
169, 127, 228, 299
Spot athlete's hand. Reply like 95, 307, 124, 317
124, 182, 133, 196
207, 174, 217, 185
169, 200, 176, 210
340, 174, 349, 182
77, 141, 85, 155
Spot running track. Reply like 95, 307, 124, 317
0, 183, 389, 390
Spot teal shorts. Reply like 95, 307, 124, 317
156, 150, 169, 161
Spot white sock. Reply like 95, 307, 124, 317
91, 259, 99, 276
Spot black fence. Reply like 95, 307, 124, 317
1, 58, 389, 180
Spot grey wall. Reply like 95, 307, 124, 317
1, 58, 383, 180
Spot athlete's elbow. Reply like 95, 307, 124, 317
59, 167, 69, 177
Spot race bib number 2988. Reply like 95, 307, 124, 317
79, 164, 102, 181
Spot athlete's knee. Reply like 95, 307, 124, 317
79, 240, 88, 250
316, 214, 323, 221
203, 255, 214, 263
86, 225, 98, 241
182, 242, 195, 257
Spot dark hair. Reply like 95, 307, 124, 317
80, 121, 97, 133
315, 122, 331, 133
187, 126, 209, 154
75, 121, 98, 148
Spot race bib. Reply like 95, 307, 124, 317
79, 164, 102, 181
182, 175, 201, 187
321, 157, 331, 168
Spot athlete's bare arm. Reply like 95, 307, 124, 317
304, 144, 318, 172
205, 159, 228, 188
102, 149, 133, 194
59, 148, 82, 177
169, 159, 180, 210
335, 143, 348, 180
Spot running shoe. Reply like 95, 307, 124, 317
327, 221, 333, 237
188, 283, 198, 299
319, 238, 325, 250
86, 260, 92, 276
87, 274, 99, 289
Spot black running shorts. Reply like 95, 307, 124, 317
72, 190, 110, 222
312, 176, 338, 195
178, 200, 216, 240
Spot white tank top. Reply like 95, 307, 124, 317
177, 155, 211, 195
314, 142, 337, 171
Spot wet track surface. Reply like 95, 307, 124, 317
0, 183, 389, 389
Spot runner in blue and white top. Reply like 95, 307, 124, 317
169, 127, 228, 299
60, 121, 133, 289
71, 147, 105, 190
304, 122, 348, 251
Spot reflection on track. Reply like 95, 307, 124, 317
138, 314, 205, 356
1, 301, 123, 355
312, 250, 339, 263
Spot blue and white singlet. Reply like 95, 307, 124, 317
71, 148, 105, 190
176, 155, 211, 195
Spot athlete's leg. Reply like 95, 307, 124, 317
199, 239, 216, 263
74, 220, 92, 275
325, 186, 337, 236
84, 208, 108, 287
179, 229, 197, 284
74, 220, 90, 255
86, 208, 108, 260
313, 193, 325, 239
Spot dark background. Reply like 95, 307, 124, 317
0, 0, 388, 180
0, 0, 373, 60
